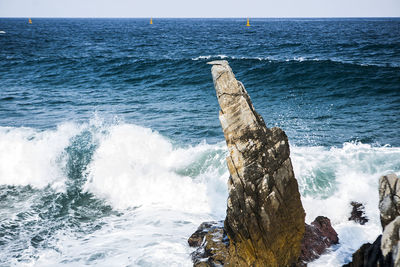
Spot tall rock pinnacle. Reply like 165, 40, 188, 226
208, 60, 305, 266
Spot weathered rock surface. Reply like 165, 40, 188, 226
189, 221, 229, 267
300, 216, 339, 264
381, 210, 400, 266
379, 173, 400, 229
344, 173, 400, 267
190, 216, 339, 266
188, 221, 223, 248
349, 201, 369, 225
208, 60, 305, 266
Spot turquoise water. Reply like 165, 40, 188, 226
0, 18, 399, 266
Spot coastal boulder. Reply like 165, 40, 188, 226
300, 216, 339, 264
381, 216, 400, 266
189, 221, 229, 267
379, 173, 400, 229
208, 60, 305, 267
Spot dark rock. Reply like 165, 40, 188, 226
349, 201, 369, 225
190, 222, 229, 267
342, 235, 393, 267
300, 216, 339, 264
188, 221, 222, 247
208, 60, 305, 266
312, 216, 339, 243
190, 216, 341, 266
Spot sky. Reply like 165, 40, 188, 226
0, 0, 399, 18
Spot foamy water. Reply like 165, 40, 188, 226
292, 143, 399, 266
0, 120, 399, 266
1, 17, 399, 267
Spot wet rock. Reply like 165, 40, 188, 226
208, 60, 305, 266
190, 222, 229, 267
300, 216, 339, 264
342, 235, 392, 267
188, 221, 222, 247
379, 173, 400, 229
349, 201, 369, 225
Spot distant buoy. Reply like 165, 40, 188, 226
150, 18, 153, 25
28, 18, 32, 24
246, 18, 250, 27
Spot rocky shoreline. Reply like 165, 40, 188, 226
344, 173, 400, 266
188, 61, 399, 266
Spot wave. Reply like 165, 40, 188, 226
0, 119, 229, 266
83, 123, 228, 214
0, 123, 82, 190
1, 120, 400, 266
8, 54, 397, 72
191, 55, 229, 61
191, 54, 400, 68
0, 120, 229, 215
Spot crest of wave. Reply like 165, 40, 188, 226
84, 123, 228, 214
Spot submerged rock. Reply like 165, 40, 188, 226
300, 216, 339, 264
349, 201, 369, 225
208, 60, 305, 266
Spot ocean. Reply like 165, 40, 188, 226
0, 18, 399, 266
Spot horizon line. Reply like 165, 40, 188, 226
1, 16, 400, 19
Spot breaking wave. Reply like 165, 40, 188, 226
0, 120, 399, 266
191, 54, 400, 67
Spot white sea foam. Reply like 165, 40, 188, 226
191, 55, 228, 61
193, 54, 316, 62
0, 123, 82, 191
190, 54, 400, 67
1, 122, 399, 266
83, 123, 228, 215
292, 143, 400, 266
192, 55, 267, 61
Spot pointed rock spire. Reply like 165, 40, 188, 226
208, 60, 305, 266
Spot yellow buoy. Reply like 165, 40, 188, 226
150, 18, 153, 25
28, 18, 32, 24
246, 18, 250, 27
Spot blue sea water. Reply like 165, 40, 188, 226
0, 18, 399, 266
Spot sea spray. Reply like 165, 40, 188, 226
0, 123, 81, 190
0, 121, 229, 266
83, 123, 228, 213
292, 143, 400, 265
0, 121, 399, 266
